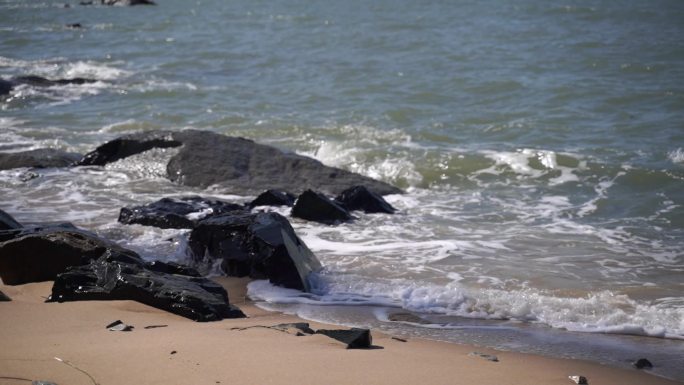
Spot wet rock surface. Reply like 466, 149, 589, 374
335, 185, 396, 214
291, 189, 352, 224
633, 358, 653, 369
76, 130, 402, 196
119, 196, 246, 229
315, 328, 373, 349
49, 254, 244, 322
0, 226, 140, 285
0, 149, 82, 171
0, 209, 22, 230
249, 189, 296, 208
188, 211, 321, 291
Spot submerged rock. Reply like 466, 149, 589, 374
315, 328, 373, 349
0, 79, 12, 96
188, 211, 322, 292
0, 148, 82, 171
633, 358, 653, 369
0, 226, 140, 285
335, 185, 396, 214
101, 0, 156, 5
119, 196, 245, 229
0, 209, 22, 231
249, 189, 296, 208
291, 189, 352, 224
13, 75, 97, 87
76, 130, 402, 196
49, 255, 244, 322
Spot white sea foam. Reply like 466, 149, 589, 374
248, 278, 684, 339
476, 149, 580, 185
668, 148, 684, 164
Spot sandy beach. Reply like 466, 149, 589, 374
1, 277, 679, 385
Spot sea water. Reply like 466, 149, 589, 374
1, 0, 683, 380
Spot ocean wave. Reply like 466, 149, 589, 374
248, 278, 684, 339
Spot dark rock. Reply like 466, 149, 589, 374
0, 148, 82, 171
568, 375, 588, 385
13, 75, 97, 87
101, 0, 156, 5
79, 1, 94, 4
146, 260, 200, 276
0, 209, 21, 231
249, 190, 296, 208
468, 351, 499, 362
144, 324, 168, 329
633, 358, 653, 369
77, 131, 181, 166
19, 171, 40, 182
0, 222, 77, 243
0, 226, 140, 285
76, 130, 402, 196
48, 256, 244, 322
187, 211, 321, 292
106, 320, 133, 331
387, 312, 431, 325
335, 185, 396, 214
315, 328, 373, 349
119, 196, 245, 229
273, 322, 315, 335
0, 289, 11, 301
291, 190, 352, 224
66, 23, 83, 29
0, 79, 13, 96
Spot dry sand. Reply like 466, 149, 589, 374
1, 277, 680, 385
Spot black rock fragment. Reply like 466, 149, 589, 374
249, 190, 296, 208
106, 320, 133, 331
118, 196, 245, 229
187, 211, 321, 292
335, 185, 396, 214
0, 289, 11, 301
0, 148, 83, 171
0, 209, 21, 231
468, 351, 499, 362
0, 226, 140, 285
315, 328, 373, 349
49, 256, 245, 322
633, 358, 653, 369
291, 189, 352, 224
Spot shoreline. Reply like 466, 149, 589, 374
1, 277, 681, 385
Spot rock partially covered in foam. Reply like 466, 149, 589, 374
77, 130, 402, 196
291, 189, 352, 224
335, 185, 396, 214
0, 149, 82, 171
0, 226, 140, 285
48, 254, 244, 322
0, 209, 22, 231
188, 211, 322, 292
119, 196, 246, 229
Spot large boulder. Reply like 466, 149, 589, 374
291, 190, 352, 224
119, 196, 246, 229
12, 75, 97, 87
0, 209, 21, 231
335, 185, 396, 214
0, 226, 140, 285
76, 130, 402, 196
48, 255, 244, 322
0, 149, 82, 171
188, 212, 321, 292
0, 79, 12, 96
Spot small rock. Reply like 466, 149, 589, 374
32, 381, 58, 385
335, 185, 396, 214
273, 322, 315, 335
19, 171, 40, 182
170, 350, 177, 355
66, 23, 82, 29
119, 196, 245, 229
633, 358, 653, 369
0, 289, 11, 301
468, 351, 499, 362
106, 320, 133, 331
0, 209, 22, 231
291, 189, 352, 224
568, 375, 588, 385
249, 189, 296, 208
144, 324, 168, 329
391, 337, 407, 342
315, 328, 372, 349
387, 312, 431, 324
